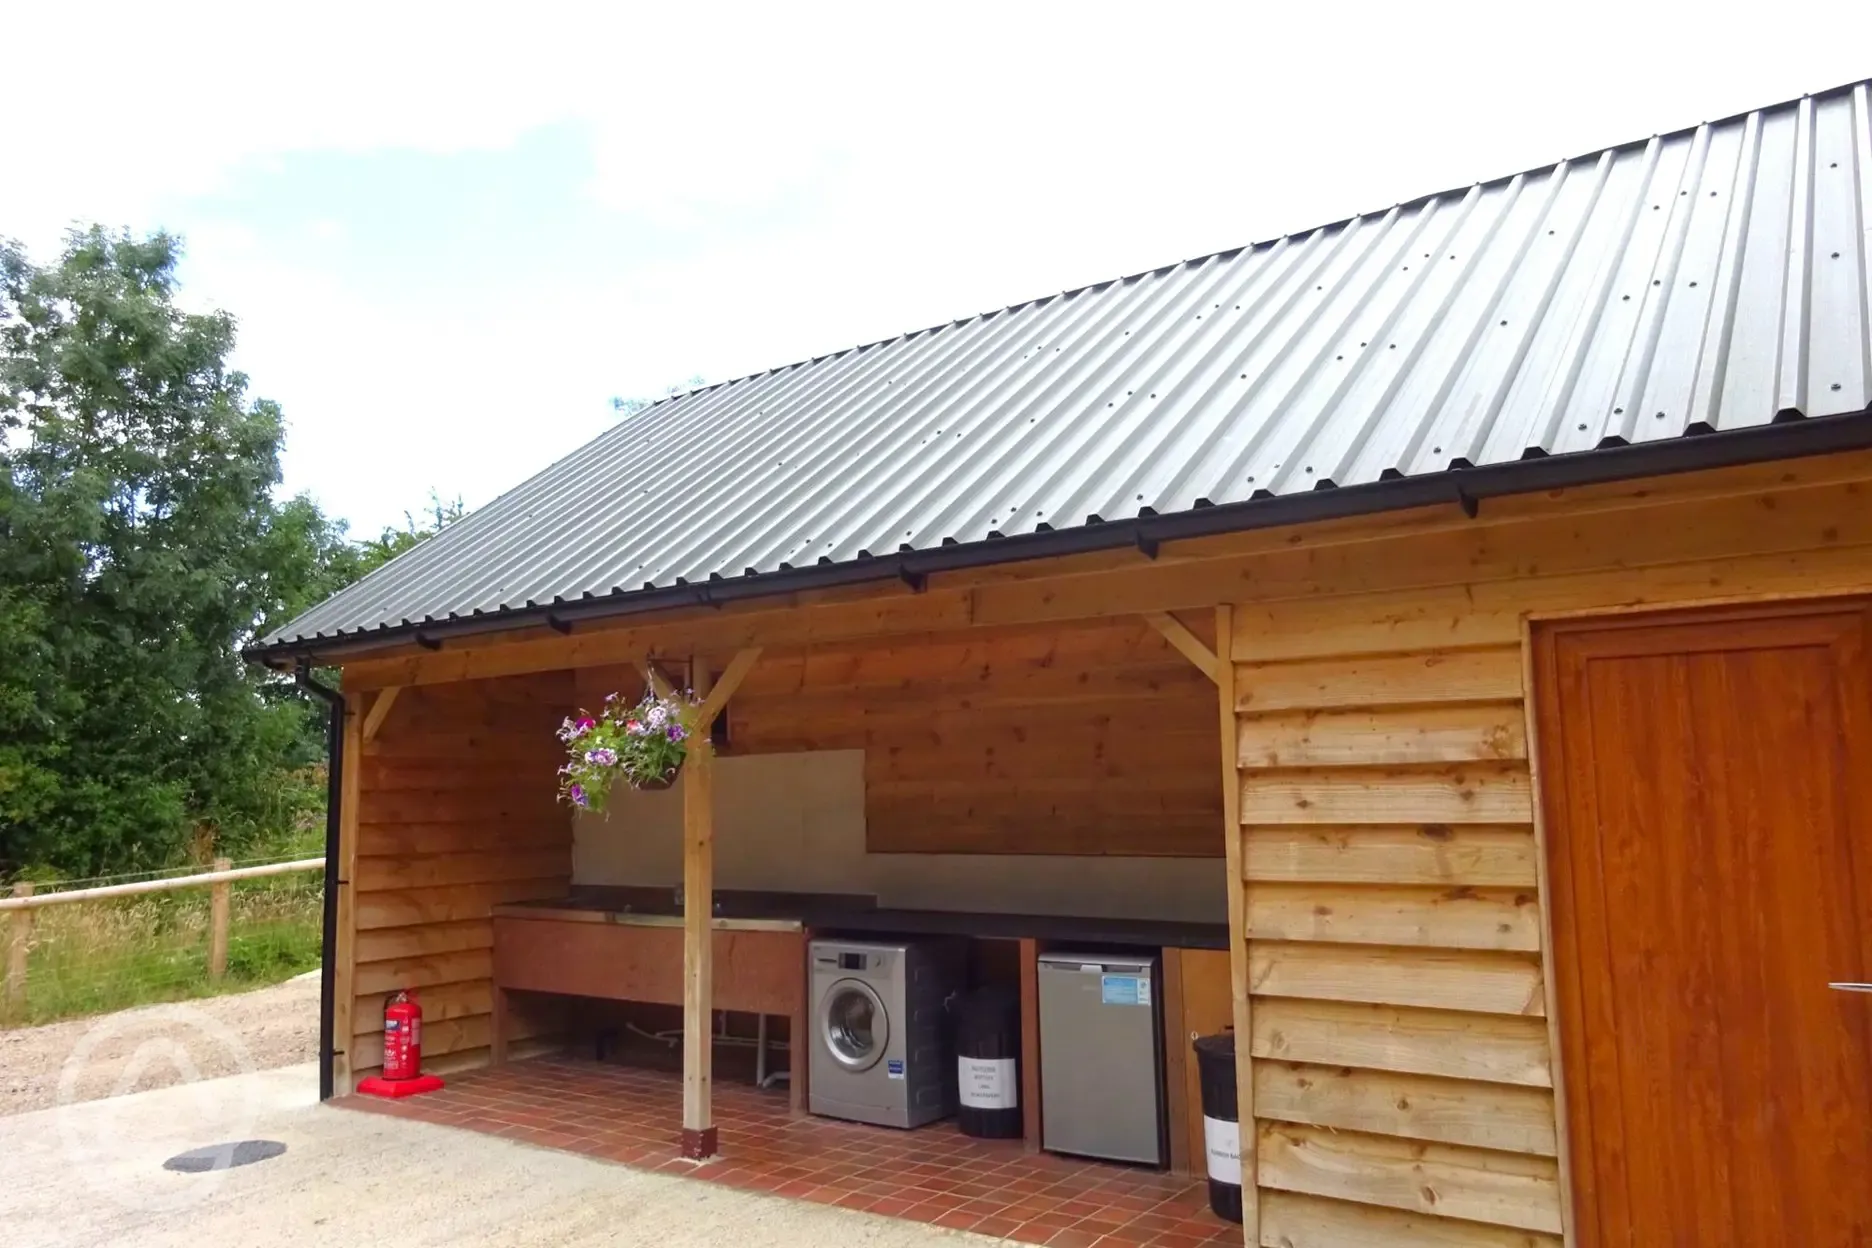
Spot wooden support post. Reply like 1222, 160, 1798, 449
4, 882, 32, 1020
208, 857, 232, 982
1161, 948, 1191, 1176
681, 661, 718, 1159
1019, 937, 1044, 1152
790, 930, 809, 1115
1215, 605, 1258, 1243
490, 986, 510, 1066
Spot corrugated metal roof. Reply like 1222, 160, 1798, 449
263, 82, 1872, 652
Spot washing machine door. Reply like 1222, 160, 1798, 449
821, 977, 889, 1072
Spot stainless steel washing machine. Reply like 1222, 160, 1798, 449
808, 938, 963, 1129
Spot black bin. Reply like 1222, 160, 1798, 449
954, 986, 1022, 1139
1192, 1033, 1245, 1223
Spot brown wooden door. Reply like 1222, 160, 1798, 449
1534, 600, 1872, 1246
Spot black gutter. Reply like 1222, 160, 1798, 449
248, 408, 1872, 665
294, 661, 345, 1102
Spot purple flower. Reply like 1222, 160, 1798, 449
568, 783, 588, 806
586, 747, 617, 766
667, 724, 686, 742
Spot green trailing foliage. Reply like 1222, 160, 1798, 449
0, 227, 456, 879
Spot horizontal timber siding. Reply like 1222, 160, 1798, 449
1229, 458, 1872, 1246
582, 616, 1224, 857
344, 672, 573, 1083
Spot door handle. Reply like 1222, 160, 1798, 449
1828, 983, 1872, 993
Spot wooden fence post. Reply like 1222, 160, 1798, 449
5, 882, 33, 1018
208, 857, 232, 982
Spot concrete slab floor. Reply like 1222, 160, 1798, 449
0, 1062, 977, 1248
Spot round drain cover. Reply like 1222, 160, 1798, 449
163, 1140, 287, 1173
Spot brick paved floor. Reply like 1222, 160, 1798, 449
339, 1056, 1240, 1246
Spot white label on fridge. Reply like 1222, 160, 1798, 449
1203, 1116, 1242, 1184
957, 1057, 1017, 1110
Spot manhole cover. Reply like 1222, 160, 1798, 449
162, 1140, 287, 1173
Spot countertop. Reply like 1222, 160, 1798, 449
493, 886, 1229, 951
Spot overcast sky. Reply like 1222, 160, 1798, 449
10, 2, 1869, 536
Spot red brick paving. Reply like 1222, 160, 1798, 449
337, 1055, 1241, 1245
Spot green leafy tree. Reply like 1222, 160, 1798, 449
611, 374, 706, 418
0, 228, 351, 876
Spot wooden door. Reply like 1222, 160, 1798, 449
1534, 600, 1872, 1246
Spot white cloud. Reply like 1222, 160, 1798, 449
10, 0, 1870, 531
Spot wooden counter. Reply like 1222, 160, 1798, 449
490, 907, 808, 1109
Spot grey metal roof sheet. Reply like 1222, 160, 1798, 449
263, 82, 1872, 651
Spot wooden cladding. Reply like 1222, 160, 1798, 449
343, 672, 573, 1082
1233, 634, 1561, 1242
728, 617, 1223, 856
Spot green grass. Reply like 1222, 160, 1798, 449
2, 868, 324, 1028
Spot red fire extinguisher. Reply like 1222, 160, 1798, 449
356, 988, 445, 1099
382, 990, 423, 1081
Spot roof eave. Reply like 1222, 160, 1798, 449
245, 407, 1872, 669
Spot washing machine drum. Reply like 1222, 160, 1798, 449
822, 979, 890, 1072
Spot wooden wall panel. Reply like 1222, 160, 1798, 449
727, 617, 1224, 856
1233, 619, 1559, 1234
343, 670, 574, 1084
1259, 1125, 1563, 1235
1225, 467, 1872, 1243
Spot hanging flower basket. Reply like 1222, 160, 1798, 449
557, 689, 699, 813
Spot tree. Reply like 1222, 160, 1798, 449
611, 374, 706, 418
356, 490, 465, 575
0, 228, 354, 875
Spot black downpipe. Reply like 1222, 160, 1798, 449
295, 661, 345, 1102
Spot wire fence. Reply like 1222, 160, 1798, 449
1, 857, 324, 1029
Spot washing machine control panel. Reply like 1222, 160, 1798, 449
812, 946, 895, 972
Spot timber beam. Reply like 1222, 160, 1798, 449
678, 648, 759, 1160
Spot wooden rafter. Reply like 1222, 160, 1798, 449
360, 686, 402, 744
1145, 612, 1218, 684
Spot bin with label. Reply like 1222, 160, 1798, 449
1192, 1032, 1244, 1223
954, 986, 1021, 1138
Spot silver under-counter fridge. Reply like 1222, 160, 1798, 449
1036, 951, 1165, 1165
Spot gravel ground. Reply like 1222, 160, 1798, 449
0, 972, 319, 1117
1, 1062, 970, 1248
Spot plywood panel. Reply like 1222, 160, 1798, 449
1255, 1062, 1558, 1156
1236, 647, 1524, 714
1259, 1188, 1563, 1247
491, 917, 805, 1018
1240, 765, 1534, 826
1252, 998, 1551, 1087
1237, 704, 1527, 768
1247, 943, 1545, 1016
1242, 826, 1538, 887
1259, 1124, 1563, 1234
1244, 884, 1542, 952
